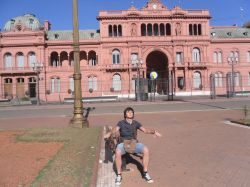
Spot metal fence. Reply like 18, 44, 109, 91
210, 74, 250, 99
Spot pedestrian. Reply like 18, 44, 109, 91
104, 107, 162, 185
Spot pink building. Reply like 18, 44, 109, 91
1, 0, 250, 102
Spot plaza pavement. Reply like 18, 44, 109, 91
94, 108, 250, 187
1, 98, 250, 186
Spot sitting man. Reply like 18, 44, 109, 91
104, 107, 162, 185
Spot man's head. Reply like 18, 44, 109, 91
123, 107, 134, 119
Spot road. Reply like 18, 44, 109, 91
0, 98, 249, 120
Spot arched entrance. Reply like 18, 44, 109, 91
146, 51, 169, 94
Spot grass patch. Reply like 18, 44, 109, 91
16, 127, 101, 187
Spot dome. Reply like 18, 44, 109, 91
3, 13, 43, 31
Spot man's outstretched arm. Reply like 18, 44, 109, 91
139, 126, 162, 137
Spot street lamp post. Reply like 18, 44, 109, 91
227, 55, 238, 97
32, 63, 43, 106
132, 58, 143, 101
70, 0, 87, 127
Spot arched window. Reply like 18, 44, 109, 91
50, 77, 60, 93
16, 52, 24, 69
193, 71, 202, 89
160, 23, 165, 36
189, 24, 193, 35
108, 25, 113, 37
198, 24, 202, 35
28, 52, 36, 68
192, 48, 201, 63
147, 24, 152, 36
50, 52, 59, 67
112, 74, 121, 91
4, 53, 12, 69
213, 51, 222, 63
88, 76, 98, 91
166, 23, 171, 35
213, 52, 217, 63
113, 25, 117, 37
153, 23, 159, 36
194, 24, 198, 35
218, 52, 222, 63
141, 24, 146, 36
118, 25, 122, 36
88, 51, 97, 66
112, 49, 120, 64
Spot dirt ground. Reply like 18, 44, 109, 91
0, 131, 63, 187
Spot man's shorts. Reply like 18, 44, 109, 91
116, 142, 145, 155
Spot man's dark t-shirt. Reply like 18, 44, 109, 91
117, 119, 142, 140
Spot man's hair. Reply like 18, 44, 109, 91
123, 107, 134, 118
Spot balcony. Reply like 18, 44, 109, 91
188, 61, 207, 69
103, 64, 129, 72
0, 67, 35, 75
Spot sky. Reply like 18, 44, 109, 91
0, 0, 249, 31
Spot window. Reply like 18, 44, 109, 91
166, 23, 171, 35
141, 24, 146, 36
131, 53, 138, 64
112, 74, 121, 91
213, 52, 217, 63
153, 24, 159, 36
193, 71, 202, 89
28, 52, 36, 68
213, 51, 222, 63
147, 24, 152, 36
29, 19, 34, 29
160, 24, 165, 36
50, 77, 60, 93
4, 78, 12, 84
176, 52, 183, 64
88, 76, 97, 91
247, 51, 250, 63
248, 73, 250, 85
192, 48, 201, 63
89, 57, 96, 66
214, 72, 223, 87
112, 49, 120, 64
4, 53, 12, 69
108, 25, 113, 37
16, 52, 24, 69
69, 77, 74, 93
234, 72, 240, 86
118, 25, 122, 36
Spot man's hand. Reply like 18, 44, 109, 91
154, 130, 162, 138
104, 132, 111, 140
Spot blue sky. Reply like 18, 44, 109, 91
0, 0, 249, 31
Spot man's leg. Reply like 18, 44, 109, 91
115, 143, 125, 185
115, 149, 122, 174
138, 145, 153, 183
142, 146, 149, 172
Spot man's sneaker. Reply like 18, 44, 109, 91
115, 174, 122, 185
143, 172, 154, 183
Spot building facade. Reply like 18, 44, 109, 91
1, 0, 250, 102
